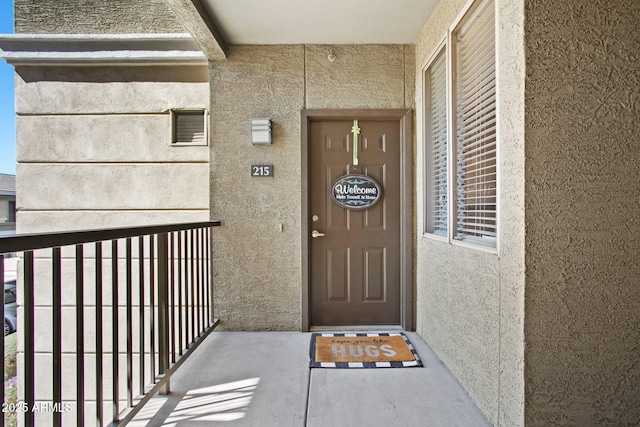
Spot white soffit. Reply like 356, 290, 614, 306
202, 0, 439, 44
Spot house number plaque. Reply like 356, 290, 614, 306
331, 174, 382, 210
251, 164, 273, 177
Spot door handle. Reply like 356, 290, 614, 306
311, 230, 325, 238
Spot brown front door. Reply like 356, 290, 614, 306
309, 118, 401, 326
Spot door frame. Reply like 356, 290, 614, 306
301, 109, 413, 331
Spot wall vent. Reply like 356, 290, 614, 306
171, 110, 207, 146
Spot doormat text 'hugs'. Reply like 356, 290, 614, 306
309, 332, 422, 368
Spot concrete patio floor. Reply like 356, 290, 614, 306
130, 331, 492, 426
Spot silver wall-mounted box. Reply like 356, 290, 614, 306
250, 118, 272, 145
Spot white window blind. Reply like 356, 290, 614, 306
425, 48, 448, 236
173, 110, 206, 145
453, 0, 496, 247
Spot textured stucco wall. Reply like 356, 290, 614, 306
524, 0, 640, 424
14, 64, 211, 423
209, 45, 305, 331
15, 65, 211, 232
305, 44, 408, 109
414, 0, 526, 425
14, 0, 185, 34
210, 44, 414, 331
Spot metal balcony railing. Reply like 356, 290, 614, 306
0, 221, 221, 426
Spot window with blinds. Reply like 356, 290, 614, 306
171, 110, 207, 145
424, 47, 448, 237
452, 0, 496, 247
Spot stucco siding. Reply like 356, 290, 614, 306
495, 1, 527, 426
305, 44, 406, 109
210, 44, 413, 331
17, 115, 208, 163
15, 65, 210, 232
15, 67, 209, 116
13, 61, 211, 421
17, 211, 208, 234
414, 0, 526, 425
524, 0, 640, 424
14, 0, 185, 34
210, 45, 305, 331
404, 45, 416, 111
18, 163, 208, 211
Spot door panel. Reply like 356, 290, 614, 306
364, 247, 386, 301
310, 119, 401, 326
327, 247, 349, 302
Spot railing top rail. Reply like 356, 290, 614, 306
0, 220, 221, 254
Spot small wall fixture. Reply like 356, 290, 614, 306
250, 118, 272, 145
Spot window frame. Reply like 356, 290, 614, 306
423, 0, 499, 254
450, 0, 498, 251
422, 39, 449, 241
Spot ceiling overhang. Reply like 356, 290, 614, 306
0, 0, 441, 66
198, 0, 439, 45
165, 0, 227, 60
